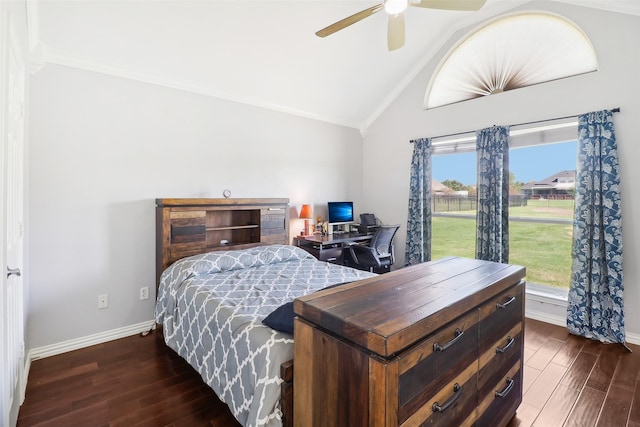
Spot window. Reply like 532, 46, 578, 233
431, 151, 476, 260
425, 12, 597, 109
431, 120, 578, 290
509, 142, 575, 289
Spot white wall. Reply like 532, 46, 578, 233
26, 64, 365, 349
26, 1, 640, 351
362, 2, 640, 335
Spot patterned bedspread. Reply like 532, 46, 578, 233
155, 244, 376, 427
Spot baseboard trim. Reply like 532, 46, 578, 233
525, 308, 640, 346
21, 320, 155, 407
628, 332, 640, 346
27, 319, 156, 362
525, 308, 566, 327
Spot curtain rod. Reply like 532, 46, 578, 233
409, 107, 621, 143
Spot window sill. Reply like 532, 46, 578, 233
526, 282, 568, 306
524, 282, 568, 328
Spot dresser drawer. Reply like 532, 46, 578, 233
397, 309, 479, 424
477, 361, 523, 427
477, 282, 524, 427
478, 322, 523, 392
400, 362, 478, 427
478, 282, 524, 352
318, 246, 343, 263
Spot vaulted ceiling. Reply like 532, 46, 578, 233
27, 0, 640, 133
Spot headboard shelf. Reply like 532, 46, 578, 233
207, 225, 259, 231
156, 198, 290, 286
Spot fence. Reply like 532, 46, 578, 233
432, 194, 527, 213
530, 194, 574, 200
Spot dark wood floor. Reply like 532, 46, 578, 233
18, 318, 640, 427
509, 319, 640, 427
17, 329, 241, 427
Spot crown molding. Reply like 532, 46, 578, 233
25, 0, 39, 51
24, 0, 359, 129
25, 0, 44, 73
37, 45, 360, 131
360, 5, 502, 134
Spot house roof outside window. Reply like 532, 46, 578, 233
432, 179, 453, 195
521, 170, 576, 193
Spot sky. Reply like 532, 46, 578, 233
432, 141, 578, 185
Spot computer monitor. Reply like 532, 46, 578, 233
327, 201, 354, 225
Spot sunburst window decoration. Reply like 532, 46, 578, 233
424, 11, 598, 109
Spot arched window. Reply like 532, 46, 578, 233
425, 11, 598, 109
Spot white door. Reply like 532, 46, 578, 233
1, 6, 26, 427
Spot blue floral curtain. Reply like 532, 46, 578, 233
475, 126, 510, 263
567, 110, 625, 345
404, 138, 432, 266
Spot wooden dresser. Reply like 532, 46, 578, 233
155, 198, 289, 283
293, 256, 526, 427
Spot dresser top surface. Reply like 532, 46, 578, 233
294, 256, 526, 357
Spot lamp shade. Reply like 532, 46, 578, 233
299, 204, 313, 219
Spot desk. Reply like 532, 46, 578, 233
293, 233, 372, 264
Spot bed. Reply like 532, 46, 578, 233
155, 243, 376, 427
154, 198, 525, 426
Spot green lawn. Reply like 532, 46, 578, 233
511, 198, 574, 219
431, 215, 573, 288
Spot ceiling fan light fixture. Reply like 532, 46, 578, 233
315, 0, 485, 49
384, 0, 408, 15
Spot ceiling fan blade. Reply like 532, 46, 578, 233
388, 14, 405, 51
410, 0, 487, 11
316, 4, 384, 37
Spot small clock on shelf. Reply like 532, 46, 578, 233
223, 189, 231, 198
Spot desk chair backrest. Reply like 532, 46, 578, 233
346, 225, 401, 273
369, 225, 400, 259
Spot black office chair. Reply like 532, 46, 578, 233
346, 225, 400, 273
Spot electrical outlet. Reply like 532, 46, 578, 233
98, 294, 108, 309
140, 286, 149, 300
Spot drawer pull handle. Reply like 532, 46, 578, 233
496, 336, 515, 354
432, 383, 462, 413
433, 329, 464, 352
496, 295, 516, 309
495, 378, 515, 398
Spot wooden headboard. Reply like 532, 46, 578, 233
155, 198, 290, 286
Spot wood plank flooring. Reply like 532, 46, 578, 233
17, 329, 241, 427
18, 318, 640, 426
508, 319, 640, 427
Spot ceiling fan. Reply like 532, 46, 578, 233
315, 0, 487, 51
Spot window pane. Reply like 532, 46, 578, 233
509, 141, 576, 289
509, 222, 573, 288
431, 216, 476, 259
431, 152, 476, 259
432, 151, 476, 190
431, 141, 576, 290
510, 199, 574, 219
